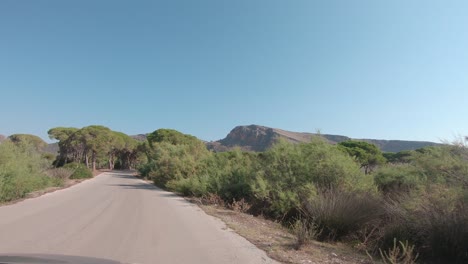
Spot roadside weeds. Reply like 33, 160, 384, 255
135, 174, 375, 264
189, 200, 373, 264
0, 170, 108, 207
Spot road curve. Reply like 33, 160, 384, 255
0, 172, 277, 264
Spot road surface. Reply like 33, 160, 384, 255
0, 172, 277, 264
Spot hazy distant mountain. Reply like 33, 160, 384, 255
0, 134, 6, 142
45, 142, 59, 154
131, 134, 148, 142
205, 125, 440, 153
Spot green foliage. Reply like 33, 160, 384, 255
338, 140, 386, 174
63, 162, 93, 179
49, 126, 145, 170
383, 151, 412, 164
409, 145, 468, 187
147, 129, 200, 146
106, 131, 143, 170
0, 141, 62, 202
140, 129, 210, 188
203, 149, 258, 201
374, 164, 425, 193
146, 142, 201, 186
79, 125, 114, 170
48, 127, 79, 142
375, 145, 468, 193
256, 138, 374, 218
167, 174, 210, 197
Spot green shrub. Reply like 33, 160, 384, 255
206, 149, 258, 201
63, 162, 93, 179
410, 145, 468, 187
374, 164, 425, 193
138, 161, 154, 178
383, 151, 413, 164
143, 141, 210, 187
256, 138, 375, 219
167, 174, 210, 197
0, 141, 62, 202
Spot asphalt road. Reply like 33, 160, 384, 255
0, 172, 277, 264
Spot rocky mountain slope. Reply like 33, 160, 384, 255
206, 125, 440, 153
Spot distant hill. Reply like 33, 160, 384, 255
131, 134, 148, 142
0, 134, 5, 142
45, 142, 59, 154
206, 125, 441, 153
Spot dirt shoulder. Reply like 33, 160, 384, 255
196, 204, 372, 264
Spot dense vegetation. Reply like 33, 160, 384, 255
139, 129, 468, 263
0, 138, 64, 202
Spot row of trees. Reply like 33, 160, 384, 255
48, 126, 146, 170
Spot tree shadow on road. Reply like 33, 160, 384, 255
106, 183, 180, 198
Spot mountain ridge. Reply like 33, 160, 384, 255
205, 125, 440, 153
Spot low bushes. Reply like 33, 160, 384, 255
418, 202, 468, 262
292, 218, 319, 250
381, 191, 468, 263
63, 162, 93, 179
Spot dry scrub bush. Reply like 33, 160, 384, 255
302, 188, 384, 241
228, 198, 251, 213
45, 168, 73, 180
369, 239, 418, 264
201, 193, 225, 207
291, 218, 321, 250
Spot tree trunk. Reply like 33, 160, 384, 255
92, 151, 96, 171
109, 154, 114, 170
85, 154, 89, 168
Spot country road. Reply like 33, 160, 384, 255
0, 172, 277, 264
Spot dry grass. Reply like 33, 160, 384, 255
198, 203, 373, 264
301, 189, 384, 241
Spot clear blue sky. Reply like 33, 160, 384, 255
1, 0, 467, 143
